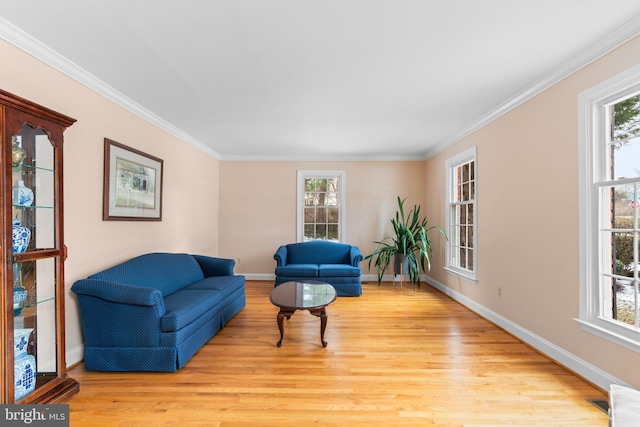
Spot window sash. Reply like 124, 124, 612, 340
578, 64, 640, 351
297, 171, 345, 242
445, 147, 477, 281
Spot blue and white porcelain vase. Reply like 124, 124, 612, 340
12, 180, 33, 206
14, 329, 32, 358
14, 328, 35, 401
13, 286, 27, 316
14, 355, 36, 400
12, 218, 30, 254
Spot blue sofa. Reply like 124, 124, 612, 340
71, 252, 245, 372
273, 241, 363, 296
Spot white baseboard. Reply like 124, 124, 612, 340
66, 344, 85, 368
243, 273, 393, 283
422, 274, 626, 391
242, 273, 275, 281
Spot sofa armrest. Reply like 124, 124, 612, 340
192, 255, 236, 277
350, 246, 363, 266
72, 279, 165, 309
71, 279, 166, 347
274, 245, 287, 267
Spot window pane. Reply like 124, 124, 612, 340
460, 226, 467, 246
462, 163, 469, 182
326, 190, 338, 206
612, 232, 634, 277
315, 224, 327, 240
316, 207, 327, 223
450, 224, 459, 247
467, 204, 474, 225
327, 178, 338, 192
328, 208, 339, 223
613, 138, 640, 180
304, 224, 315, 240
613, 278, 638, 326
612, 94, 640, 142
304, 207, 315, 224
462, 183, 470, 201
305, 178, 315, 191
610, 94, 640, 180
327, 224, 339, 241
460, 204, 467, 224
468, 249, 474, 270
460, 247, 467, 269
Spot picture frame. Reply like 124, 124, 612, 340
103, 138, 163, 221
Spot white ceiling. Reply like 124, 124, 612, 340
1, 1, 640, 160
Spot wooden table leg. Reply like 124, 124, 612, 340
309, 307, 328, 347
276, 309, 295, 347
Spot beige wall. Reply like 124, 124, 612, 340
218, 161, 426, 275
0, 39, 221, 365
425, 35, 640, 389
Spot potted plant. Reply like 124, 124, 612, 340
365, 196, 446, 287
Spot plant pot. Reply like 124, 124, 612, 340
394, 254, 410, 275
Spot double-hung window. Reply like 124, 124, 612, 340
445, 147, 477, 281
579, 64, 640, 351
297, 170, 345, 242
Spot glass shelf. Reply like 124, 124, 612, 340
12, 205, 55, 210
14, 295, 55, 313
13, 164, 55, 173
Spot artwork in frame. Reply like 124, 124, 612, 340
103, 138, 163, 221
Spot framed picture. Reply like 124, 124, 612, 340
103, 138, 163, 221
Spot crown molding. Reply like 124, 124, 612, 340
220, 153, 424, 161
422, 13, 640, 161
0, 17, 221, 160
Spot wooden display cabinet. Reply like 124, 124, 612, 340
0, 89, 79, 403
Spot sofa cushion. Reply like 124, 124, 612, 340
161, 289, 222, 332
286, 241, 351, 264
318, 264, 361, 277
182, 275, 245, 299
275, 264, 319, 277
89, 253, 205, 297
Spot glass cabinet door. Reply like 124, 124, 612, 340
11, 124, 59, 401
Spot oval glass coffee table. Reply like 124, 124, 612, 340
270, 280, 337, 347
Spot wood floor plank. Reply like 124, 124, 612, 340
67, 281, 608, 426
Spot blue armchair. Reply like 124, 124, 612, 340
274, 241, 363, 296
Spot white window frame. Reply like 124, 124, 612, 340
445, 146, 477, 282
578, 63, 640, 352
297, 170, 346, 242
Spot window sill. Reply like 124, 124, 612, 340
444, 267, 477, 283
575, 318, 640, 353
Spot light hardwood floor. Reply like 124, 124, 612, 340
67, 281, 608, 426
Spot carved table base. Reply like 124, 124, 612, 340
276, 307, 328, 347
